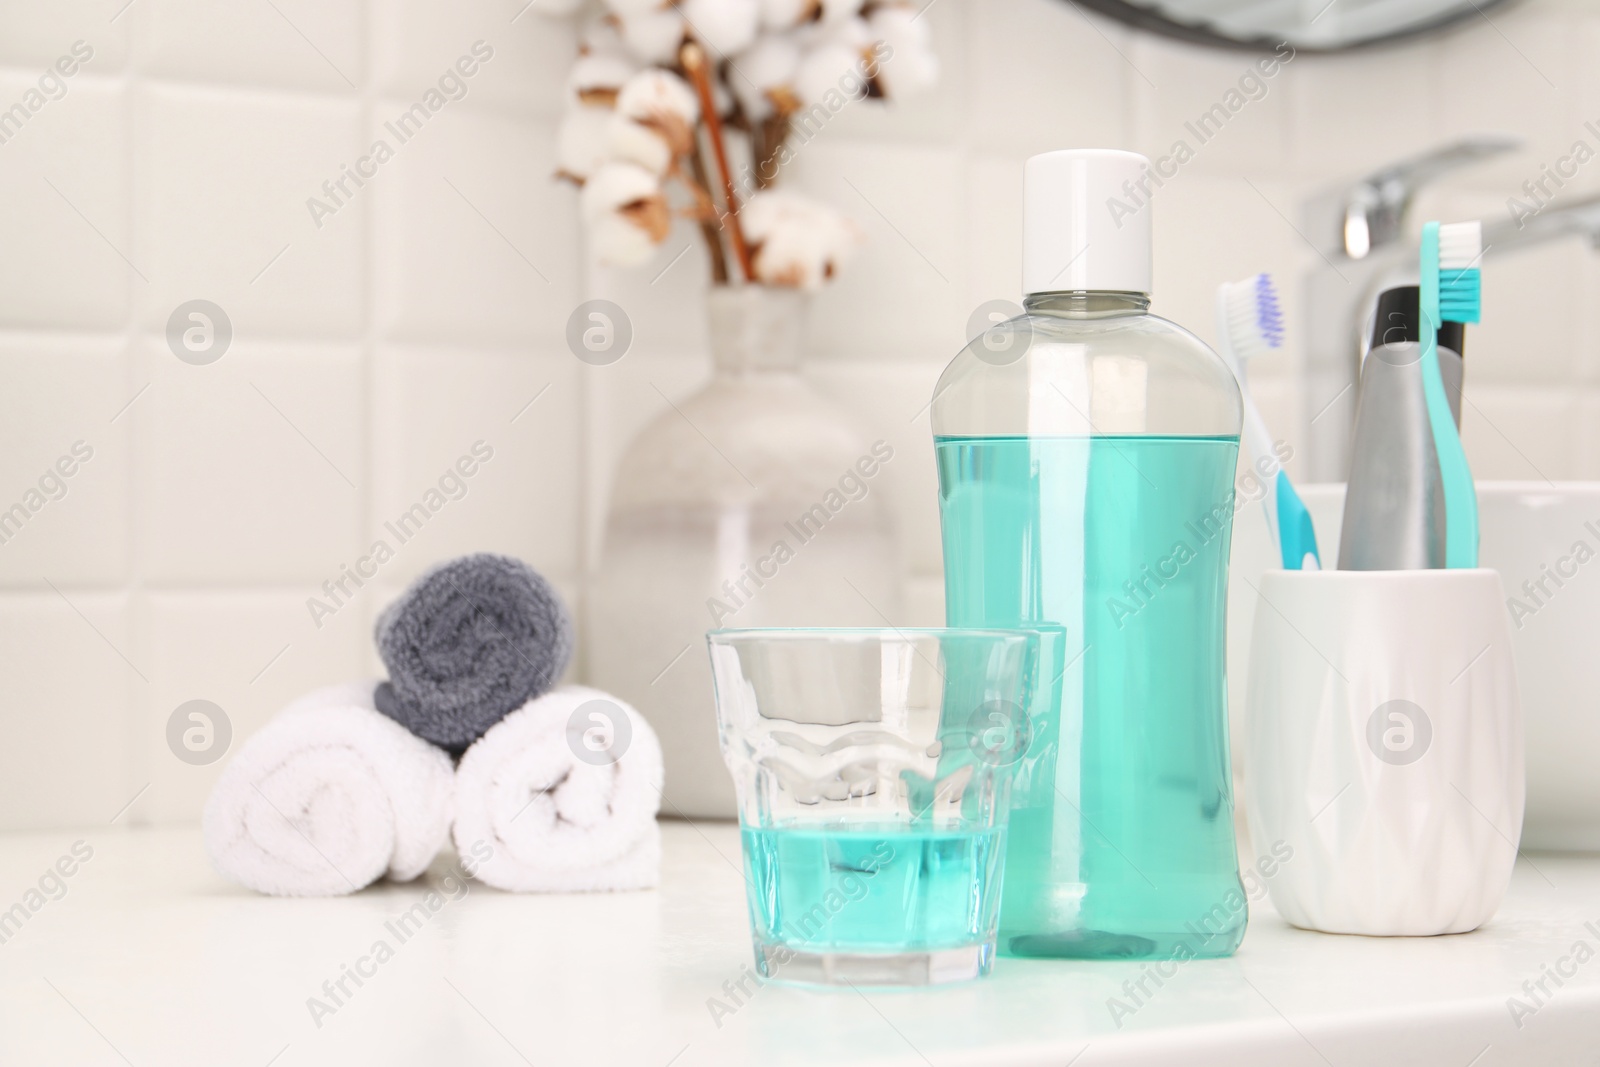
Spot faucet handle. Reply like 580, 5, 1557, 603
1482, 188, 1600, 252
1312, 136, 1521, 259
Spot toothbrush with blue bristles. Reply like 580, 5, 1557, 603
1421, 220, 1483, 568
1216, 272, 1322, 570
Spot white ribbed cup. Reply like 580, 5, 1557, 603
1245, 569, 1524, 936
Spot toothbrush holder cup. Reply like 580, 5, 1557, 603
1244, 569, 1524, 936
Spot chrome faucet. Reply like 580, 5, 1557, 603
1484, 191, 1600, 253
1331, 137, 1521, 259
1300, 136, 1520, 480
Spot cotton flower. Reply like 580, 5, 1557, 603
607, 69, 700, 174
731, 34, 801, 120
605, 111, 668, 174
742, 190, 862, 288
613, 7, 687, 64
796, 8, 870, 48
581, 163, 672, 266
552, 0, 937, 286
559, 55, 641, 184
819, 0, 865, 23
761, 0, 812, 28
567, 53, 638, 107
680, 0, 762, 55
579, 13, 630, 57
600, 0, 672, 15
617, 69, 700, 131
760, 0, 863, 31
557, 106, 613, 183
868, 5, 938, 99
795, 38, 870, 105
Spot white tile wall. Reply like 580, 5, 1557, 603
0, 71, 130, 331
134, 337, 367, 584
137, 0, 366, 92
2, 0, 1598, 828
0, 332, 132, 586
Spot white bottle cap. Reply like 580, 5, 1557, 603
1023, 149, 1153, 296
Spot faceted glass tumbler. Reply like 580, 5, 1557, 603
706, 627, 1043, 986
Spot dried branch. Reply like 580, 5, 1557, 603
681, 41, 755, 284
755, 113, 791, 191
684, 141, 729, 284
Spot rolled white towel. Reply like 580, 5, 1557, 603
454, 686, 663, 892
202, 682, 455, 897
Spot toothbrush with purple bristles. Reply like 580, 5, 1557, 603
1215, 272, 1322, 571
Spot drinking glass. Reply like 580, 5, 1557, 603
706, 627, 1042, 986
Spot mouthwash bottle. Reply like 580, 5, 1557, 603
934, 149, 1247, 960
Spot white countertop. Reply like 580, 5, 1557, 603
1, 822, 1596, 1066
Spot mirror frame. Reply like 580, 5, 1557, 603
1071, 0, 1516, 53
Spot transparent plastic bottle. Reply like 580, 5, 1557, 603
933, 150, 1247, 959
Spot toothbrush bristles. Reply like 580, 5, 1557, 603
1438, 220, 1482, 270
1438, 220, 1483, 324
1222, 272, 1283, 363
1253, 273, 1285, 349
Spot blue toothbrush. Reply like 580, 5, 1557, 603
1419, 221, 1482, 568
1216, 272, 1322, 570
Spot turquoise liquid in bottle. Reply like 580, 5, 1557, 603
932, 148, 1248, 959
936, 433, 1246, 959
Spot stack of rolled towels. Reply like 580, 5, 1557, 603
202, 553, 663, 897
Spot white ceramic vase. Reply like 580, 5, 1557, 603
588, 286, 902, 818
1245, 569, 1524, 936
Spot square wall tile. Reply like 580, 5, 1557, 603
1130, 34, 1294, 176
138, 590, 367, 825
371, 344, 580, 584
964, 154, 1026, 314
0, 593, 137, 830
1434, 5, 1581, 189
135, 338, 365, 584
1286, 44, 1435, 178
372, 109, 577, 348
964, 0, 1130, 155
785, 141, 966, 363
1473, 240, 1585, 385
133, 0, 364, 93
1152, 175, 1316, 382
0, 2, 129, 71
135, 84, 364, 340
0, 333, 131, 587
0, 74, 128, 330
1462, 386, 1578, 481
370, 0, 576, 118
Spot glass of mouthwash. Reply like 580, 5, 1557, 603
706, 627, 1045, 986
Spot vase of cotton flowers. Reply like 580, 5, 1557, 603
546, 0, 936, 816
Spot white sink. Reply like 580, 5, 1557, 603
1228, 482, 1600, 852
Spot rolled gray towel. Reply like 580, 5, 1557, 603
374, 554, 574, 754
